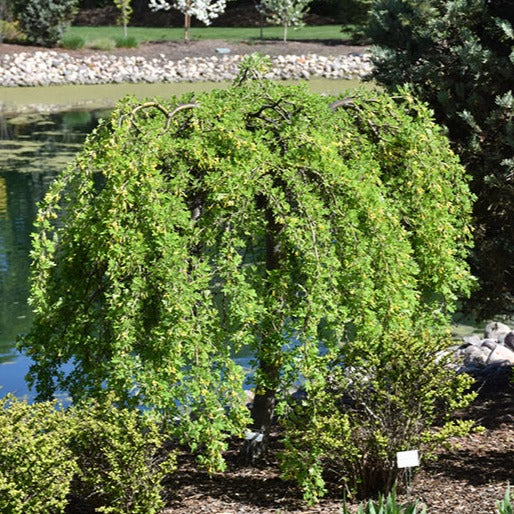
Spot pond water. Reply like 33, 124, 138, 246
0, 109, 108, 399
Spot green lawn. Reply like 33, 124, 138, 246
65, 24, 357, 44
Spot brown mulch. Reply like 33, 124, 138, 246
163, 373, 513, 514
0, 39, 369, 62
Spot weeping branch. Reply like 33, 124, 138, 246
122, 101, 199, 134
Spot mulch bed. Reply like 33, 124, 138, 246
0, 39, 369, 62
162, 373, 513, 513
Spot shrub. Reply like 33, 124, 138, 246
0, 394, 174, 513
86, 37, 116, 50
280, 325, 476, 502
67, 396, 176, 514
115, 34, 138, 48
10, 0, 79, 47
0, 395, 77, 514
60, 34, 85, 49
0, 19, 26, 43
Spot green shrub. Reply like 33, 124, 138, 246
0, 394, 174, 513
115, 34, 138, 48
0, 395, 77, 514
0, 19, 26, 43
60, 34, 85, 49
280, 326, 476, 502
68, 396, 176, 514
10, 0, 79, 47
86, 37, 116, 50
498, 485, 513, 514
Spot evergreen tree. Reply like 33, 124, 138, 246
369, 0, 514, 315
10, 0, 79, 46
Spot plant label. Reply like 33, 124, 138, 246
397, 450, 419, 468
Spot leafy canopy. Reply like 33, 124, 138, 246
21, 73, 474, 473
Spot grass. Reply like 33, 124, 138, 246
65, 24, 357, 45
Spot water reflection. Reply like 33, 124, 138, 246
0, 109, 105, 393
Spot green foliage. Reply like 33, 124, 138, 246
0, 19, 26, 43
60, 33, 85, 49
0, 394, 174, 513
21, 71, 474, 485
10, 0, 79, 47
67, 396, 176, 513
115, 34, 138, 47
280, 325, 476, 500
86, 36, 116, 49
368, 0, 514, 315
0, 395, 77, 513
343, 485, 427, 513
113, 0, 132, 37
259, 0, 312, 42
498, 485, 513, 514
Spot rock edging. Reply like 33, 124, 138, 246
0, 50, 372, 87
455, 321, 514, 384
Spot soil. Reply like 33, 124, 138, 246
0, 38, 369, 62
1, 32, 512, 514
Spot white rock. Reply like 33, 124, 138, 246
486, 344, 514, 366
484, 321, 511, 339
463, 345, 491, 367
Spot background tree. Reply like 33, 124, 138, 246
114, 0, 132, 37
10, 0, 79, 46
148, 0, 229, 42
259, 0, 311, 42
368, 0, 514, 316
21, 66, 474, 476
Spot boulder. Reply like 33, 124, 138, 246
503, 331, 514, 351
481, 339, 498, 351
462, 345, 491, 367
486, 345, 514, 366
484, 321, 511, 340
462, 334, 482, 347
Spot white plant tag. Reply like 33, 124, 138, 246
245, 430, 264, 443
396, 450, 419, 468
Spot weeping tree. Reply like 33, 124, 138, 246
21, 59, 475, 482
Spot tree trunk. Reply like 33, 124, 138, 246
241, 206, 282, 463
184, 12, 191, 43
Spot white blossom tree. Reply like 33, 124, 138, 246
149, 0, 229, 42
259, 0, 311, 43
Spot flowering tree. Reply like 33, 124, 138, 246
259, 0, 311, 43
149, 0, 229, 42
